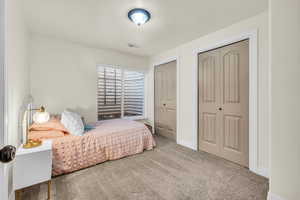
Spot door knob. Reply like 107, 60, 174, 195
0, 145, 16, 163
163, 104, 166, 106
218, 107, 222, 111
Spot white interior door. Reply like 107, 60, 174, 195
198, 40, 249, 167
154, 61, 177, 141
0, 1, 8, 199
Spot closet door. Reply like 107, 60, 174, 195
154, 61, 177, 141
198, 48, 221, 156
198, 40, 249, 167
219, 40, 249, 167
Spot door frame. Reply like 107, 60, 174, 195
193, 30, 259, 175
0, 0, 8, 199
0, 0, 6, 148
153, 57, 180, 143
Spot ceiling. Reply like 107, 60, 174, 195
23, 0, 268, 56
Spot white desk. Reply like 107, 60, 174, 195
13, 140, 52, 200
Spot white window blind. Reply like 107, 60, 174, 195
97, 66, 144, 120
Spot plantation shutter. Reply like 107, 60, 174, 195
123, 71, 144, 117
97, 66, 122, 120
97, 66, 144, 120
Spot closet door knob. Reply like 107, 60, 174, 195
218, 107, 222, 111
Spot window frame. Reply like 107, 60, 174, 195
97, 64, 145, 121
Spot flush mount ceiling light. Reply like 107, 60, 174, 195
128, 8, 151, 26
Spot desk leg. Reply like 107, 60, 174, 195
15, 190, 21, 200
47, 180, 51, 200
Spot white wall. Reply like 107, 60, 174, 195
148, 11, 269, 177
29, 34, 149, 123
269, 0, 300, 200
4, 0, 30, 199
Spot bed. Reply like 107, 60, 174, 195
28, 118, 155, 176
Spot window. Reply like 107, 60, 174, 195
97, 66, 144, 120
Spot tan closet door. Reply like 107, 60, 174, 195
198, 40, 249, 167
219, 40, 249, 166
155, 61, 177, 141
198, 48, 221, 156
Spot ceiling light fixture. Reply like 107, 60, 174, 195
128, 8, 151, 26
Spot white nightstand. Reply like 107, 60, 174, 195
13, 140, 52, 200
136, 119, 153, 134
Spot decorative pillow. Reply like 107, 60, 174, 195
84, 124, 94, 132
61, 110, 84, 136
29, 117, 68, 133
50, 114, 61, 120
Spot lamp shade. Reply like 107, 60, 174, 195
33, 110, 50, 124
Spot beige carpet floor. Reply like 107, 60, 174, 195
22, 136, 268, 200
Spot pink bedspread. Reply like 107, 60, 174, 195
50, 119, 155, 176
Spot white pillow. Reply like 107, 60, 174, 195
61, 110, 84, 136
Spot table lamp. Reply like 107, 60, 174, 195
23, 106, 50, 149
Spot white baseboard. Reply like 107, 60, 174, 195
256, 167, 269, 178
267, 192, 285, 200
177, 140, 197, 151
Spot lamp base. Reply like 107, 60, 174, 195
23, 139, 42, 149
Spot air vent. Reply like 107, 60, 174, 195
128, 43, 139, 48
